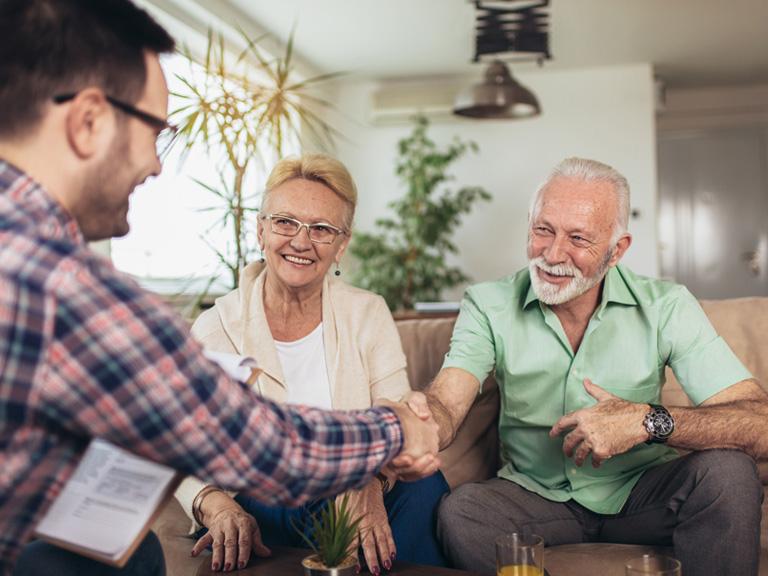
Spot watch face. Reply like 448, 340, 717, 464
652, 413, 674, 437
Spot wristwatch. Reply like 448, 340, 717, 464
643, 404, 675, 444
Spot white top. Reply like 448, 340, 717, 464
274, 323, 333, 409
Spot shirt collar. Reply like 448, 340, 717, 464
601, 265, 637, 306
523, 271, 539, 309
1, 159, 84, 246
523, 264, 638, 310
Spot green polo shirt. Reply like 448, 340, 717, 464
443, 264, 752, 514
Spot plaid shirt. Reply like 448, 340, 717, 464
0, 160, 403, 573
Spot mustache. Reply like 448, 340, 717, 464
529, 257, 583, 279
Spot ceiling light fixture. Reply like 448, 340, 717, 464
454, 0, 551, 120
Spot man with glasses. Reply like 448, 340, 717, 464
0, 1, 439, 575
52, 93, 178, 159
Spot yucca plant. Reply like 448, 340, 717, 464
169, 28, 342, 289
293, 493, 363, 573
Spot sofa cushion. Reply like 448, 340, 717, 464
397, 317, 499, 487
661, 297, 768, 406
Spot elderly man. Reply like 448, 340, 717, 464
405, 157, 767, 576
0, 1, 438, 575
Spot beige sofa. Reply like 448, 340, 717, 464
153, 297, 768, 576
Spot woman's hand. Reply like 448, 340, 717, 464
343, 481, 394, 575
191, 491, 271, 572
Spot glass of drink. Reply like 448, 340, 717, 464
495, 533, 544, 576
625, 554, 681, 575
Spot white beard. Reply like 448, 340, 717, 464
528, 254, 611, 306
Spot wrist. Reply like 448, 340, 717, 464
637, 403, 652, 444
376, 471, 392, 494
194, 487, 234, 526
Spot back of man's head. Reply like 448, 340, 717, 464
0, 0, 175, 140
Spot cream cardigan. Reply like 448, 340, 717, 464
175, 262, 410, 528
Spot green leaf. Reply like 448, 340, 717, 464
169, 27, 345, 291
350, 115, 491, 310
290, 493, 363, 568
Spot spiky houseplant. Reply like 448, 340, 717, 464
170, 30, 341, 289
293, 493, 363, 575
350, 116, 492, 311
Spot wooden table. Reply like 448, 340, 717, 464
195, 546, 483, 576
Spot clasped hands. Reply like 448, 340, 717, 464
377, 392, 442, 482
549, 378, 650, 467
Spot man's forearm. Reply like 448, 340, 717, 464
426, 394, 460, 450
419, 367, 481, 451
669, 400, 768, 459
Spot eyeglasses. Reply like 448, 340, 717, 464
262, 214, 347, 244
53, 92, 178, 157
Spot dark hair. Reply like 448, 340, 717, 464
0, 0, 175, 138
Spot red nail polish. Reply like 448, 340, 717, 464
224, 563, 231, 571
384, 560, 391, 570
212, 563, 219, 571
238, 561, 245, 569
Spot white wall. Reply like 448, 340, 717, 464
330, 63, 659, 300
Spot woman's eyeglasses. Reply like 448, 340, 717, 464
262, 214, 347, 244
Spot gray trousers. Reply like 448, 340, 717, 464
438, 450, 763, 576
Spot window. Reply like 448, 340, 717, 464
110, 52, 292, 295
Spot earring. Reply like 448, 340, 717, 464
258, 255, 265, 263
334, 263, 341, 276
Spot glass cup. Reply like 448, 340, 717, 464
625, 554, 681, 575
495, 533, 544, 576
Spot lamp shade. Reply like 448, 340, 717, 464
453, 60, 540, 119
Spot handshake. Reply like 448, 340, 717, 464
377, 392, 442, 482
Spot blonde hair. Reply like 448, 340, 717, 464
262, 154, 358, 229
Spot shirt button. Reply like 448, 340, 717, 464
570, 467, 578, 475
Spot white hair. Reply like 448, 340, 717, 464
529, 157, 630, 245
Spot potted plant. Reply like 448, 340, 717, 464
293, 493, 363, 576
349, 115, 491, 311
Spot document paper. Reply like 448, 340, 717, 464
33, 351, 258, 565
34, 439, 176, 564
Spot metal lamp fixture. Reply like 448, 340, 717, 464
453, 60, 540, 119
453, 0, 550, 120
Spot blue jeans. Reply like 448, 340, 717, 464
232, 472, 450, 567
13, 531, 164, 576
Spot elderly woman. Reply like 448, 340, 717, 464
175, 154, 449, 573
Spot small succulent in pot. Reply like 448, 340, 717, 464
293, 493, 364, 576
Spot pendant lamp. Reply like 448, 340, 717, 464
453, 60, 540, 119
